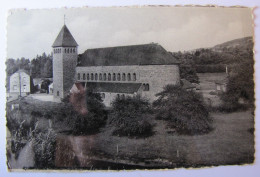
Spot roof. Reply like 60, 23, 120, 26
77, 43, 179, 66
52, 25, 78, 47
14, 69, 30, 76
181, 79, 196, 89
86, 82, 142, 94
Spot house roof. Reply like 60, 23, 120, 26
52, 25, 78, 47
14, 69, 30, 76
77, 43, 179, 66
86, 82, 142, 94
181, 79, 196, 89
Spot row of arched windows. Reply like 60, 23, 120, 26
78, 72, 137, 82
53, 48, 76, 54
54, 48, 61, 53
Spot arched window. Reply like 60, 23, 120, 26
95, 73, 98, 80
121, 94, 125, 99
87, 73, 90, 80
57, 91, 59, 96
133, 73, 136, 81
127, 73, 131, 81
113, 73, 116, 81
117, 73, 121, 81
78, 73, 80, 80
103, 73, 107, 81
59, 48, 61, 53
64, 48, 66, 53
143, 83, 146, 90
99, 73, 102, 80
117, 94, 120, 99
91, 73, 94, 80
83, 73, 86, 80
108, 73, 111, 81
70, 48, 72, 53
146, 84, 150, 91
122, 73, 126, 81
73, 48, 75, 53
101, 93, 105, 99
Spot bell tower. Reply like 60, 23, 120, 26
52, 25, 78, 99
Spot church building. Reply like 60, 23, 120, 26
52, 25, 180, 106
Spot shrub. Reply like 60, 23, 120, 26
153, 85, 212, 135
61, 89, 107, 135
33, 128, 56, 169
109, 96, 153, 137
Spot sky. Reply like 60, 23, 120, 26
7, 6, 254, 59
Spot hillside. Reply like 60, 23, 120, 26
212, 36, 253, 52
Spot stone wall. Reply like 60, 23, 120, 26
53, 49, 63, 98
53, 47, 77, 99
76, 64, 180, 103
62, 49, 77, 98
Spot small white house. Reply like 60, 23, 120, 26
9, 69, 31, 96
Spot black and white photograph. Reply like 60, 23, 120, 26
5, 6, 255, 171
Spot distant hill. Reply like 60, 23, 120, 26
171, 36, 254, 74
212, 36, 253, 52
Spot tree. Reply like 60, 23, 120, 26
220, 49, 254, 111
60, 87, 107, 135
109, 96, 153, 137
153, 85, 212, 135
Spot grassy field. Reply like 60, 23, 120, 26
55, 110, 254, 169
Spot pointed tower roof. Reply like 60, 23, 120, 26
52, 25, 78, 47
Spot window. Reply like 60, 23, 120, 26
13, 85, 17, 91
133, 73, 136, 81
78, 73, 80, 80
113, 73, 116, 81
73, 48, 75, 53
145, 84, 150, 91
70, 48, 72, 53
99, 73, 102, 80
64, 48, 66, 53
103, 73, 107, 81
108, 73, 111, 81
121, 94, 125, 99
143, 83, 149, 91
122, 73, 126, 81
101, 93, 105, 99
87, 73, 90, 80
57, 91, 59, 96
95, 73, 98, 80
91, 73, 94, 80
83, 73, 86, 80
117, 73, 121, 81
117, 94, 120, 98
127, 73, 131, 81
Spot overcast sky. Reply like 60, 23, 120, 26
7, 6, 254, 59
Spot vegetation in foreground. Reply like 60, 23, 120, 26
109, 96, 153, 137
153, 85, 212, 135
